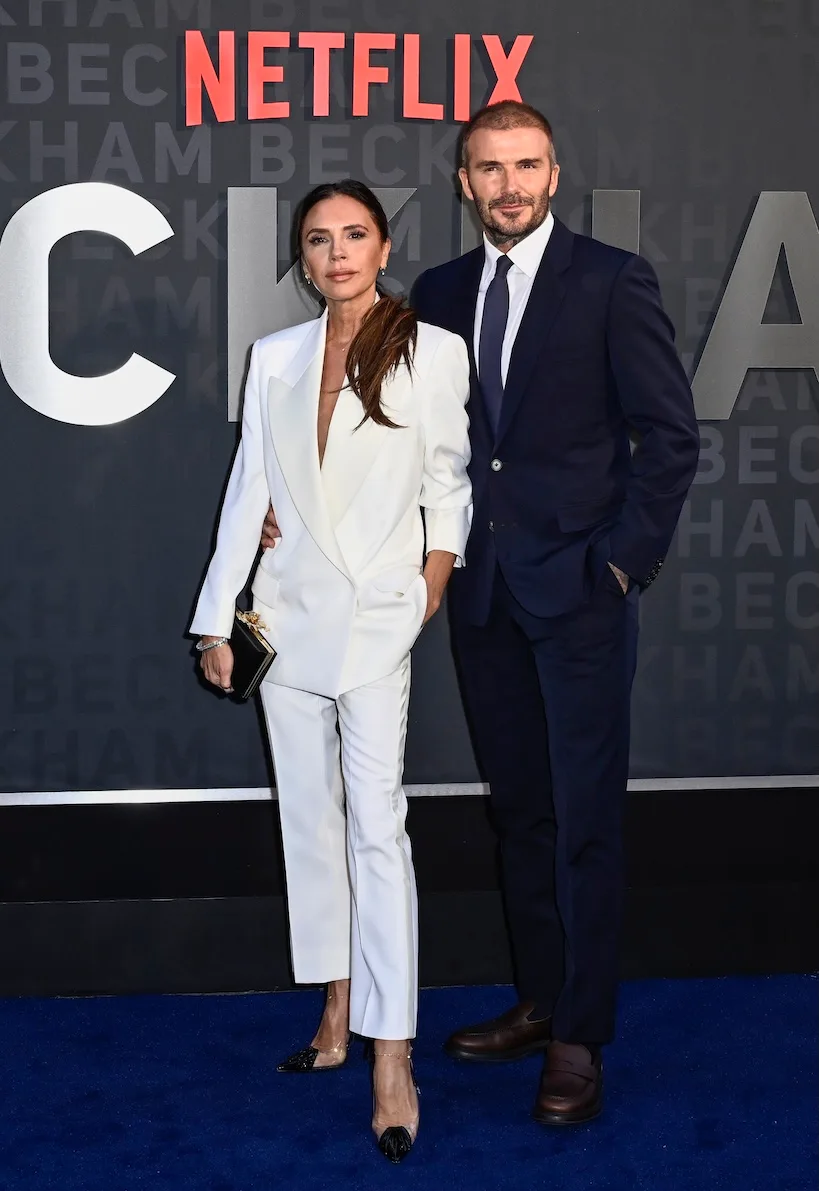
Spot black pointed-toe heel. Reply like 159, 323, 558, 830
278, 986, 350, 1073
370, 1047, 420, 1164
277, 1037, 349, 1073
377, 1125, 414, 1164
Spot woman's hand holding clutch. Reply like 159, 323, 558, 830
199, 637, 235, 693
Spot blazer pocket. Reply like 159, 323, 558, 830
251, 566, 280, 607
371, 565, 423, 596
557, 499, 615, 533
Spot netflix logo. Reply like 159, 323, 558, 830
184, 31, 534, 125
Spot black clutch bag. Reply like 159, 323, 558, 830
229, 610, 277, 699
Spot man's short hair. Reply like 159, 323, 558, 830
459, 100, 557, 169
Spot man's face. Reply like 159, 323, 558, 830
459, 126, 560, 249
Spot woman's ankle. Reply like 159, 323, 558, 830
321, 981, 350, 1028
373, 1039, 412, 1059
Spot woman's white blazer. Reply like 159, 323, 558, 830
190, 309, 473, 698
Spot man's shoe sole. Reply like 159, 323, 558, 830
444, 1038, 550, 1063
532, 1097, 602, 1126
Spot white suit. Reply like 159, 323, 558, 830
191, 309, 472, 1038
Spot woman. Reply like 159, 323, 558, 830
190, 180, 472, 1163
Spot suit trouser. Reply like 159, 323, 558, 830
258, 656, 418, 1040
449, 565, 639, 1046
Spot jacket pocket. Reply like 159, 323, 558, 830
251, 566, 280, 607
370, 565, 423, 596
557, 498, 617, 533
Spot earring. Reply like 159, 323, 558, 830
380, 267, 386, 275
304, 274, 312, 286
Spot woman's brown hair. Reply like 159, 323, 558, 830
296, 180, 417, 429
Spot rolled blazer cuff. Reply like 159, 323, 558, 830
189, 590, 236, 639
424, 504, 472, 567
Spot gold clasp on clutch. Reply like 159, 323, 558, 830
236, 610, 269, 632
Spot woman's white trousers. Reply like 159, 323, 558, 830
259, 656, 418, 1040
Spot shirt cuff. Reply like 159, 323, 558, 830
424, 505, 472, 567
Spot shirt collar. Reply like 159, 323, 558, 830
482, 209, 555, 278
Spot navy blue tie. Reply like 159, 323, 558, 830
478, 254, 513, 435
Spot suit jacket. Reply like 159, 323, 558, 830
190, 310, 473, 697
412, 216, 700, 623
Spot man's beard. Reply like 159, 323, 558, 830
474, 188, 551, 248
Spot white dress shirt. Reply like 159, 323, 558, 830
473, 210, 555, 387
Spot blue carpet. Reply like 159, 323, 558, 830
1, 977, 815, 1190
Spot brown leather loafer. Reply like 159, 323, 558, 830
444, 1001, 551, 1062
533, 1041, 603, 1125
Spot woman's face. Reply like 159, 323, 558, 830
300, 195, 390, 304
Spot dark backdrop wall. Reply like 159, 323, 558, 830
0, 0, 817, 994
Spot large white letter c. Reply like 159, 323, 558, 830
0, 182, 175, 426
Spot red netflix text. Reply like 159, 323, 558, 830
184, 31, 534, 126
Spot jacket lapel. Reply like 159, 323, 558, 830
447, 248, 484, 371
495, 217, 574, 446
266, 311, 350, 578
447, 248, 492, 438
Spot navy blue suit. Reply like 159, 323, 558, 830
412, 217, 699, 1044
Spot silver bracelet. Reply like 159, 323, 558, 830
195, 637, 229, 653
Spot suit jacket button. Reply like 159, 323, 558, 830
488, 520, 494, 531
490, 458, 503, 472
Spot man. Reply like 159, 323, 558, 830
411, 100, 699, 1124
262, 100, 699, 1124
